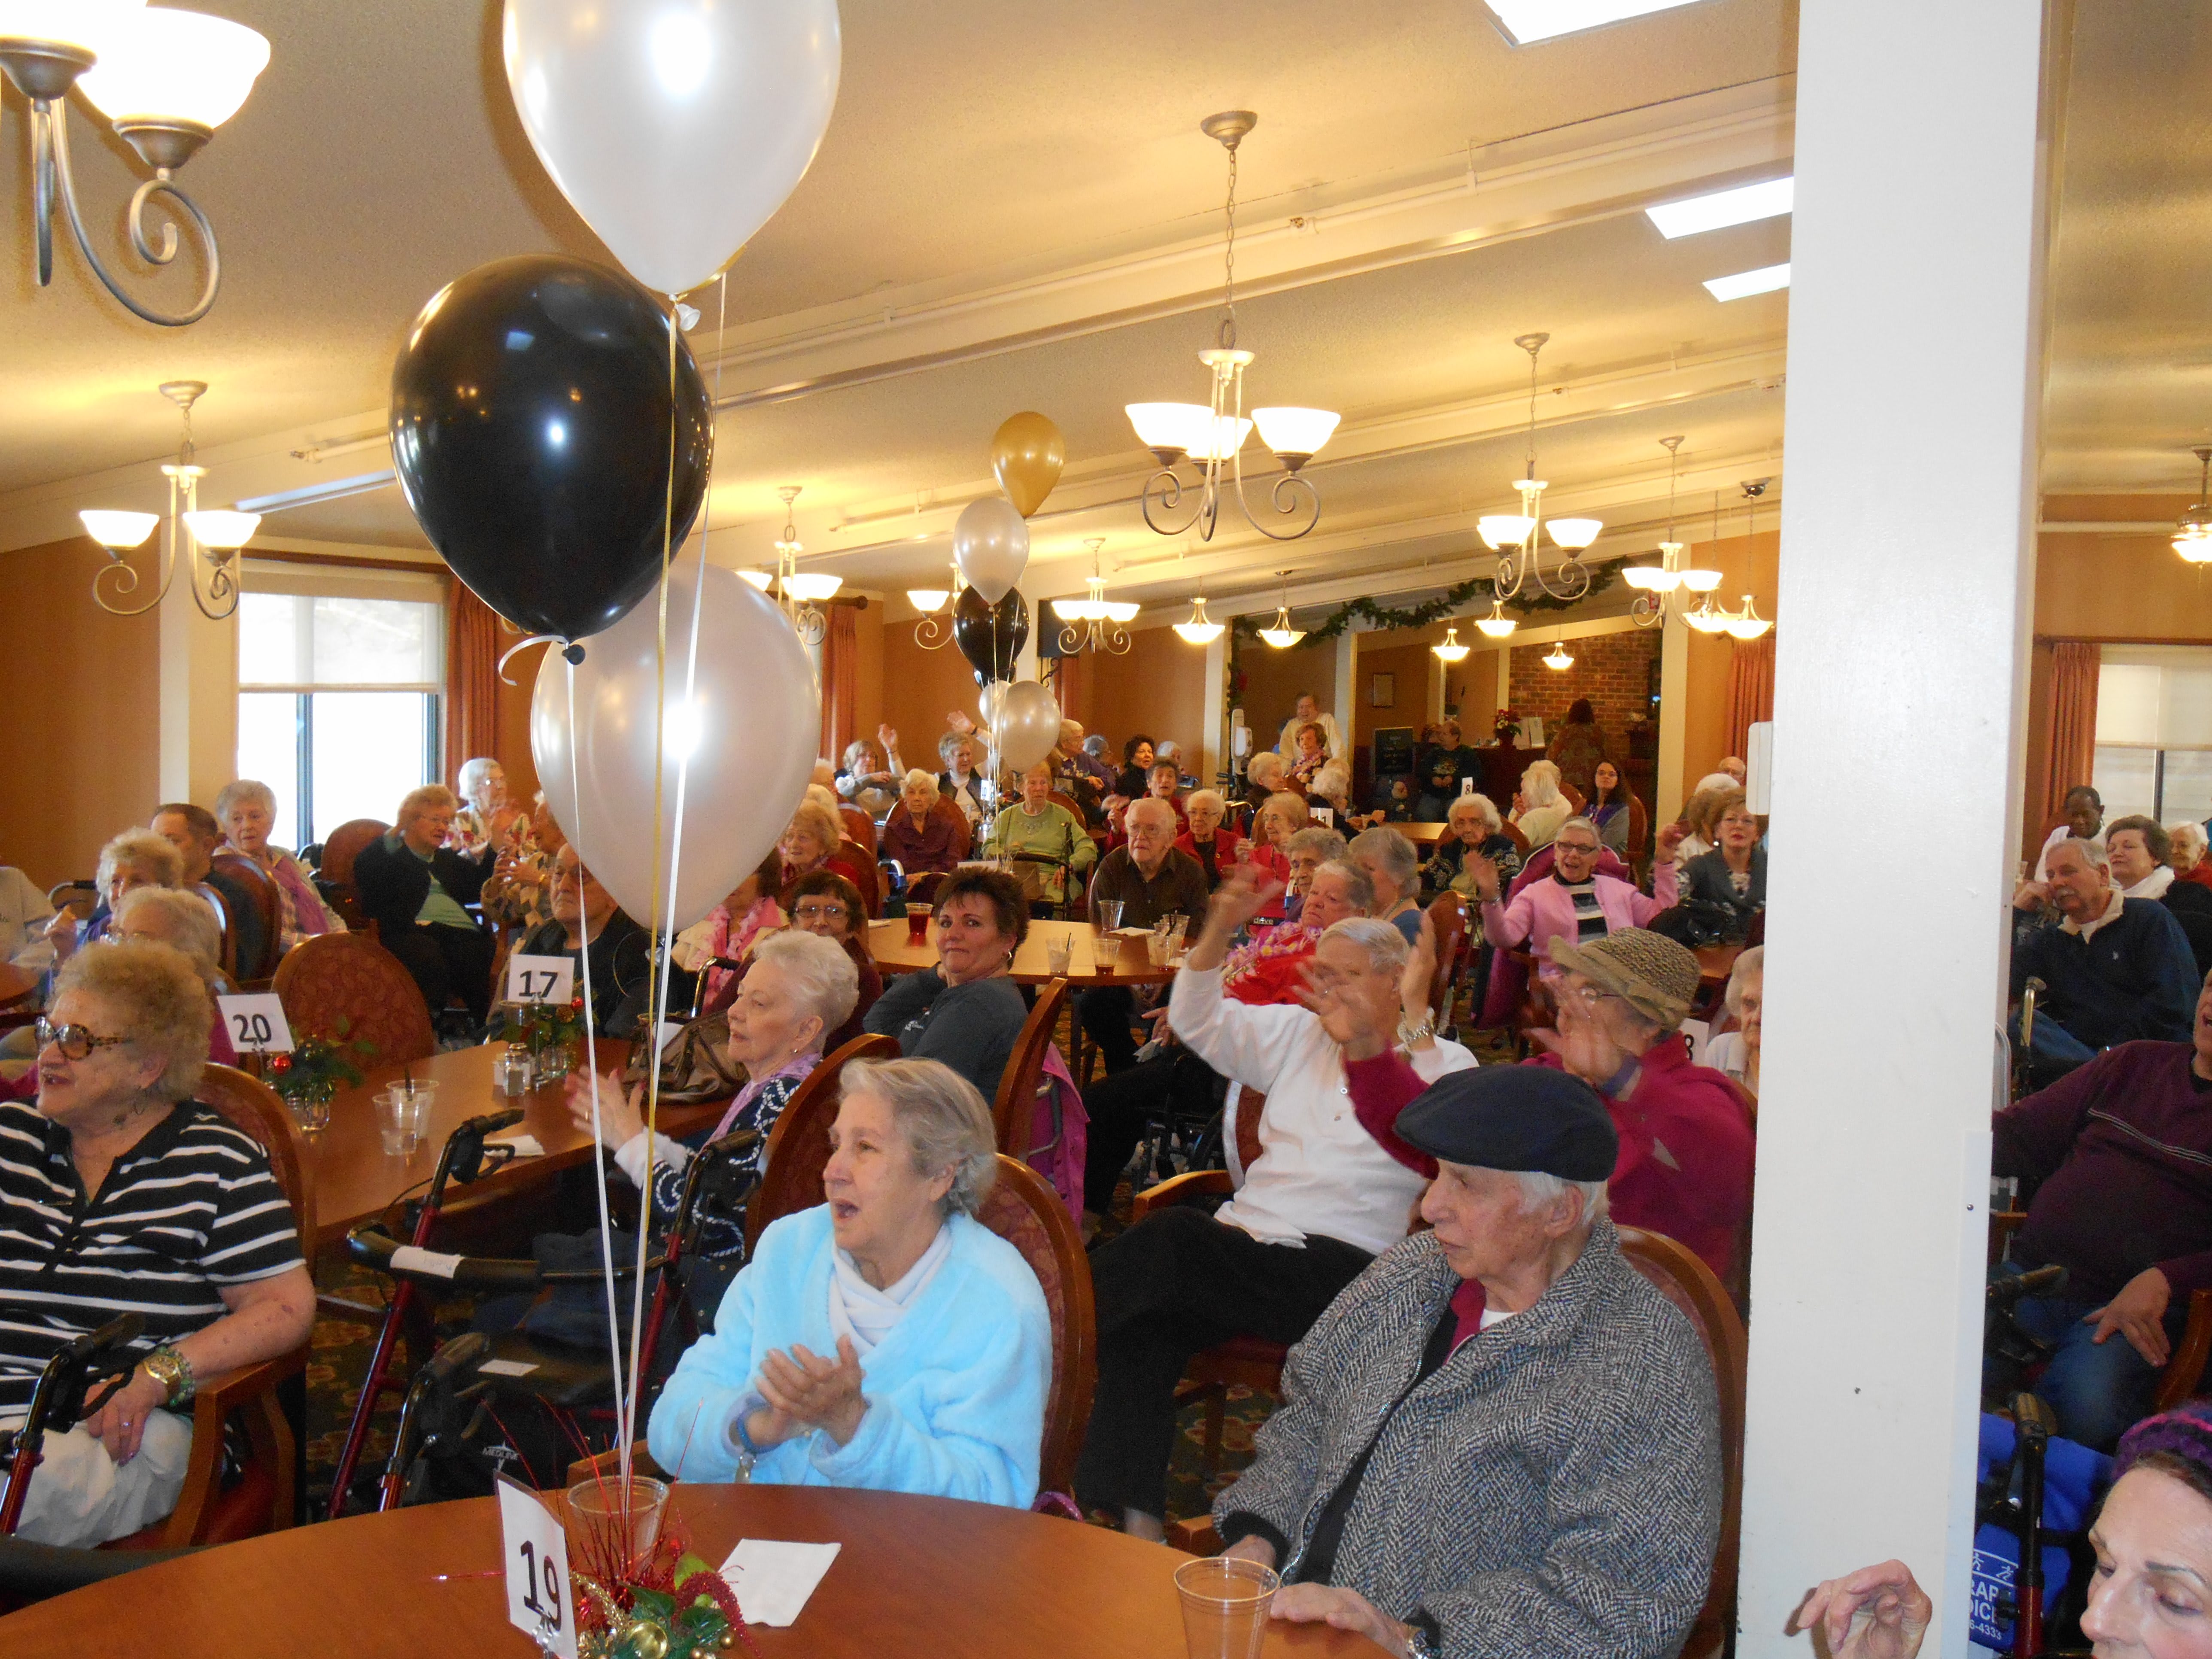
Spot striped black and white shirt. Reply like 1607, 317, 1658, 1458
0, 1099, 304, 1420
1556, 874, 1609, 943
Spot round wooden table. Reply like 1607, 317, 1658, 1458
868, 919, 1177, 987
0, 1486, 1379, 1657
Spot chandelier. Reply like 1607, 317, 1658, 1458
0, 3, 269, 326
78, 380, 258, 617
1626, 436, 1723, 627
2175, 447, 2212, 563
1681, 482, 1774, 639
1479, 333, 1599, 604
906, 558, 960, 648
1474, 599, 1517, 639
1431, 625, 1470, 663
1051, 538, 1138, 655
741, 486, 838, 645
1255, 570, 1306, 649
1173, 596, 1224, 644
1543, 633, 1575, 671
1128, 112, 1340, 544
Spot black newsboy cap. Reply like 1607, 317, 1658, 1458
1396, 1066, 1619, 1182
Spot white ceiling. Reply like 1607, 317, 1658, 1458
2, 0, 2193, 619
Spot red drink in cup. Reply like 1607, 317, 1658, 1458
907, 903, 931, 943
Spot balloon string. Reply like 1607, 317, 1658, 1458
565, 658, 628, 1455
498, 633, 563, 684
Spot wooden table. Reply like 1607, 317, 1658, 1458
0, 962, 38, 1010
868, 918, 1178, 987
1401, 822, 1451, 848
306, 1042, 726, 1250
0, 1485, 1379, 1657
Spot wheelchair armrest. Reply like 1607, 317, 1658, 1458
1130, 1169, 1234, 1223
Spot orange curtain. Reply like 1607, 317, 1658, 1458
1722, 633, 1776, 762
2035, 640, 2100, 833
443, 578, 500, 787
823, 602, 859, 763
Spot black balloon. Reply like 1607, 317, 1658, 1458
389, 254, 714, 643
954, 586, 1030, 686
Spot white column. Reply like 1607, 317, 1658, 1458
1493, 641, 1512, 712
1332, 631, 1356, 760
1739, 3, 2047, 1653
158, 535, 239, 805
1656, 607, 1689, 821
1202, 630, 1229, 788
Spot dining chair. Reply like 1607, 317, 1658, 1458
271, 931, 435, 1068
975, 1154, 1096, 1504
991, 976, 1070, 1159
743, 1032, 901, 1255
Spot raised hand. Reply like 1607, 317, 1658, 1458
565, 1070, 645, 1150
1790, 1561, 1932, 1659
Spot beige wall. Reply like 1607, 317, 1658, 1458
0, 536, 163, 888
1087, 626, 1211, 762
1352, 625, 1445, 749
1679, 526, 1779, 786
1237, 635, 1335, 753
877, 611, 997, 766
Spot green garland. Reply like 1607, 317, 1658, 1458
1228, 566, 1616, 649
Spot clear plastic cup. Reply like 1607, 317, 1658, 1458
1095, 899, 1125, 933
374, 1088, 417, 1157
1045, 934, 1074, 976
1174, 1557, 1278, 1659
565, 1474, 670, 1577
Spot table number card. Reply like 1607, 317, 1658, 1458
497, 1476, 578, 1659
216, 993, 294, 1055
505, 954, 576, 1008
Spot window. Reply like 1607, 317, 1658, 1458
2092, 650, 2212, 824
236, 577, 444, 851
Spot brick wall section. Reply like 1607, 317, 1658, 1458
1507, 629, 1657, 738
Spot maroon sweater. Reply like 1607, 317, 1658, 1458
1996, 1039, 2212, 1303
1341, 1036, 1755, 1281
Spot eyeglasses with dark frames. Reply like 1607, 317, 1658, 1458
36, 1018, 132, 1061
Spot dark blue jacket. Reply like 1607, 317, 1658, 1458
2012, 898, 2199, 1052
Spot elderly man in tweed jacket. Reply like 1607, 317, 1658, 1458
1212, 1060, 1722, 1659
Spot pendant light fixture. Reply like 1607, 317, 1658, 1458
768, 486, 838, 645
1128, 112, 1340, 543
1626, 436, 1724, 627
1474, 599, 1517, 638
908, 556, 960, 649
79, 380, 258, 618
1173, 596, 1225, 644
1477, 333, 1598, 605
1052, 538, 1139, 655
2176, 447, 2212, 563
1255, 570, 1306, 648
1431, 625, 1471, 663
1543, 632, 1575, 671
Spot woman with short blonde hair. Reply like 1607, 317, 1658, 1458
48, 830, 185, 968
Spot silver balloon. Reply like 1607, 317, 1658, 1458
502, 0, 842, 297
952, 495, 1029, 605
993, 680, 1061, 774
531, 562, 820, 932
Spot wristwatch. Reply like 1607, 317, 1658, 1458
141, 1344, 196, 1406
1399, 1620, 1438, 1659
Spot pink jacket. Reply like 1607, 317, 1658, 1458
1481, 860, 1679, 962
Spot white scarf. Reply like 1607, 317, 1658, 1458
826, 1221, 953, 1356
2123, 864, 2176, 902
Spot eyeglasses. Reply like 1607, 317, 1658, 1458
1555, 840, 1600, 856
1564, 984, 1620, 1012
793, 903, 849, 922
36, 1018, 131, 1060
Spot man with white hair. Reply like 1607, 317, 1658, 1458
1208, 1055, 1721, 1659
352, 784, 495, 1022
1079, 797, 1209, 1075
1076, 866, 1475, 1540
2012, 836, 2198, 1079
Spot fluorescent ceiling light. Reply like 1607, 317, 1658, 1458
1703, 262, 1791, 302
1646, 177, 1794, 239
1485, 0, 1707, 45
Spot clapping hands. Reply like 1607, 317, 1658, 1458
754, 1336, 868, 1448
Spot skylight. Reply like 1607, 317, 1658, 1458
1485, 0, 1708, 45
1704, 263, 1792, 302
1646, 177, 1795, 239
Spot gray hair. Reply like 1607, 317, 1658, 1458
1311, 857, 1376, 914
1059, 718, 1084, 746
841, 1057, 999, 1217
938, 729, 975, 765
1449, 792, 1502, 835
1125, 796, 1177, 830
1313, 760, 1352, 800
2172, 822, 2208, 865
1723, 944, 1764, 1021
1185, 788, 1226, 817
97, 829, 184, 895
1349, 826, 1419, 893
901, 768, 938, 793
787, 798, 844, 853
1286, 826, 1348, 863
457, 757, 501, 800
2048, 836, 2109, 873
1318, 915, 1410, 974
1514, 1170, 1611, 1224
214, 779, 276, 821
1247, 751, 1286, 787
114, 886, 224, 984
1520, 759, 1562, 808
55, 940, 211, 1103
1554, 816, 1602, 847
398, 784, 458, 821
749, 928, 859, 1039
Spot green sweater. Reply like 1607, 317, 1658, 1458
983, 803, 1097, 903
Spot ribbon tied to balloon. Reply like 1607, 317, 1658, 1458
501, 0, 843, 298
529, 561, 821, 933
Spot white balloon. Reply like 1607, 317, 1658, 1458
993, 681, 1061, 774
952, 495, 1029, 605
502, 0, 842, 297
531, 562, 820, 933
